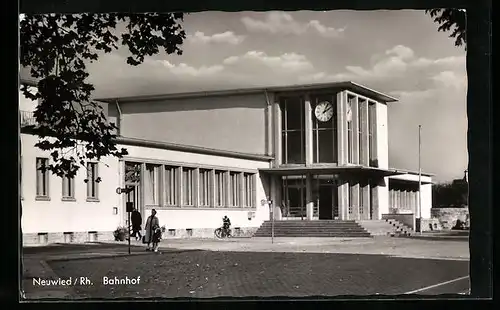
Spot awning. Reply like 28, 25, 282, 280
258, 165, 405, 178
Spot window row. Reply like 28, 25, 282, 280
389, 189, 418, 211
143, 163, 256, 209
32, 157, 99, 201
279, 93, 377, 166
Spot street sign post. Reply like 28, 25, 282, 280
117, 186, 134, 255
126, 202, 133, 254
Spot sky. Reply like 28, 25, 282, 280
27, 10, 468, 183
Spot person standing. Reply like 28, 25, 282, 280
144, 209, 160, 252
131, 208, 142, 241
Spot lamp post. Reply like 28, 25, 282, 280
418, 125, 422, 234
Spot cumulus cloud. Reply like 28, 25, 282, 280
431, 71, 467, 89
298, 45, 466, 92
159, 60, 224, 76
241, 12, 345, 38
223, 51, 314, 72
186, 31, 245, 45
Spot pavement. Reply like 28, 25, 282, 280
20, 236, 470, 300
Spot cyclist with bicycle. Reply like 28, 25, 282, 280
222, 216, 231, 235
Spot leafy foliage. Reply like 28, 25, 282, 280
20, 13, 186, 179
426, 9, 466, 48
432, 179, 468, 208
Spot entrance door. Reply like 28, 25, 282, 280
125, 184, 141, 226
318, 185, 333, 220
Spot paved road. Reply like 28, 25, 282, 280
21, 237, 469, 299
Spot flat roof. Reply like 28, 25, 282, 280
259, 165, 404, 177
389, 168, 434, 177
95, 81, 398, 104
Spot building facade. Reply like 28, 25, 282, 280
19, 80, 433, 245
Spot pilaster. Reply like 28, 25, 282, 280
305, 174, 314, 220
336, 91, 346, 165
305, 94, 313, 166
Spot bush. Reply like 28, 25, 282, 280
113, 226, 129, 241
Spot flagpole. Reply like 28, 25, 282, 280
418, 125, 422, 234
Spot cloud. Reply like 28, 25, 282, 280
159, 60, 224, 77
431, 71, 467, 89
186, 31, 245, 45
298, 45, 466, 92
223, 51, 314, 72
241, 12, 345, 38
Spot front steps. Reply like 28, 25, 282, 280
357, 219, 413, 237
253, 220, 372, 238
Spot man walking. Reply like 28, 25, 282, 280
131, 208, 142, 241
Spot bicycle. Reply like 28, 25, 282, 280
214, 226, 231, 239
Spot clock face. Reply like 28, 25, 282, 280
315, 101, 334, 122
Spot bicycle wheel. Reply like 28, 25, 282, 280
214, 228, 222, 239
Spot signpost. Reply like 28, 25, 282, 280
117, 187, 134, 254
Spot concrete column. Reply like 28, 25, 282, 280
371, 184, 379, 220
270, 175, 279, 220
351, 183, 360, 220
336, 91, 346, 165
360, 100, 369, 166
352, 96, 359, 165
338, 181, 349, 220
304, 94, 313, 166
305, 174, 314, 220
273, 99, 282, 167
362, 183, 370, 220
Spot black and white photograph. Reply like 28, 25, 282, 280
18, 7, 481, 300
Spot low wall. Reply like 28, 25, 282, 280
419, 218, 443, 232
382, 213, 414, 230
431, 207, 469, 230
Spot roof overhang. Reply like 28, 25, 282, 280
258, 165, 404, 178
95, 81, 398, 104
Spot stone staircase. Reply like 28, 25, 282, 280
357, 219, 413, 237
253, 220, 372, 238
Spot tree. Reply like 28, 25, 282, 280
19, 13, 186, 179
426, 9, 467, 48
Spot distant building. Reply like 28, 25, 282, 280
20, 80, 433, 244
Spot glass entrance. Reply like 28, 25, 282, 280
282, 176, 306, 219
124, 162, 142, 226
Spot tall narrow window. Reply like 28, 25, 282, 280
312, 95, 337, 163
164, 166, 178, 206
229, 172, 241, 207
145, 164, 160, 206
368, 102, 376, 167
243, 173, 254, 208
214, 170, 226, 207
87, 162, 98, 199
199, 169, 211, 207
358, 99, 366, 166
182, 167, 195, 206
36, 158, 49, 198
62, 175, 75, 199
280, 96, 306, 164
